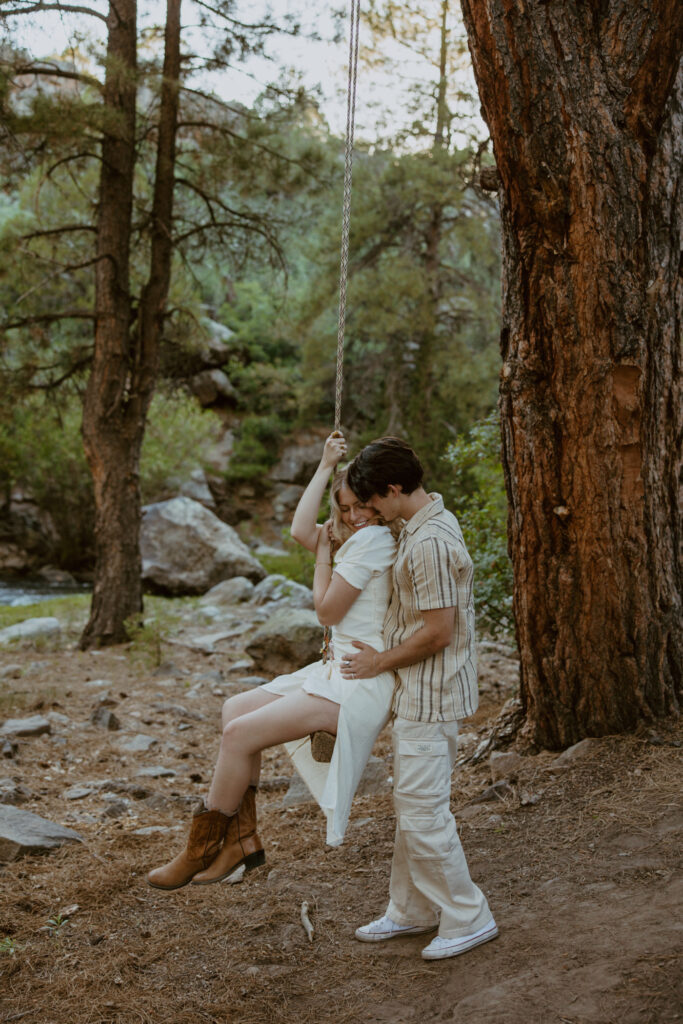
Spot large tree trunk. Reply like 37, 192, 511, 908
80, 0, 139, 647
81, 0, 182, 647
459, 1, 682, 746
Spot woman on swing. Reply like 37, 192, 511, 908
147, 432, 399, 890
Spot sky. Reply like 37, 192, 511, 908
7, 0, 484, 145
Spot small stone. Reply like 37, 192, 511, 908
0, 778, 32, 805
64, 785, 97, 801
193, 671, 225, 686
135, 765, 176, 778
132, 825, 183, 837
237, 676, 269, 688
469, 780, 514, 805
152, 661, 180, 678
0, 664, 21, 680
84, 679, 112, 688
550, 737, 603, 769
46, 711, 70, 727
519, 789, 543, 806
90, 707, 121, 731
228, 659, 253, 673
118, 734, 158, 753
93, 691, 118, 707
489, 751, 524, 782
101, 799, 129, 819
0, 715, 51, 738
1, 740, 17, 759
177, 723, 192, 732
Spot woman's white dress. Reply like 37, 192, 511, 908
261, 524, 396, 846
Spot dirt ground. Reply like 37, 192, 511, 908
0, 617, 681, 1024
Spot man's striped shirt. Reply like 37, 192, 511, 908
384, 493, 478, 722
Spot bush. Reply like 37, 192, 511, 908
443, 412, 513, 637
224, 414, 286, 482
140, 391, 219, 503
1, 389, 218, 570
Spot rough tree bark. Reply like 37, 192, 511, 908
459, 1, 682, 746
80, 0, 182, 647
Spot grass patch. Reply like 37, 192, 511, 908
0, 594, 91, 631
258, 536, 315, 588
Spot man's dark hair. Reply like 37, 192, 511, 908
347, 436, 424, 502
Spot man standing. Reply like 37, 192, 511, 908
342, 436, 497, 961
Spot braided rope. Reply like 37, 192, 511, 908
334, 0, 361, 432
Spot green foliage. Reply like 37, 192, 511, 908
443, 412, 513, 637
0, 594, 90, 632
258, 533, 316, 588
225, 414, 287, 482
124, 596, 191, 668
46, 914, 67, 939
140, 391, 219, 504
0, 935, 21, 955
0, 389, 217, 569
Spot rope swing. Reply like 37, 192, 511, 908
310, 0, 362, 766
334, 0, 361, 431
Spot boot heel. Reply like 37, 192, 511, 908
244, 849, 266, 872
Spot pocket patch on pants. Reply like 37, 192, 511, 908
399, 811, 456, 860
394, 738, 450, 799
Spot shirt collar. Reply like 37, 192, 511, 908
403, 492, 444, 535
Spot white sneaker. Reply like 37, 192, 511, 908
421, 919, 499, 960
355, 914, 437, 943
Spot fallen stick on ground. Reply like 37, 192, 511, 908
300, 901, 314, 942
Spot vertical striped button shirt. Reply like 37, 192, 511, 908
384, 493, 478, 722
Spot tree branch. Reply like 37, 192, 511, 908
177, 119, 326, 178
14, 255, 108, 306
3, 310, 96, 329
191, 0, 279, 33
27, 353, 93, 390
11, 61, 102, 90
0, 2, 107, 22
22, 224, 96, 241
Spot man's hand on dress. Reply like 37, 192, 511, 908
340, 641, 381, 679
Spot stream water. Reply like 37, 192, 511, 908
0, 576, 90, 608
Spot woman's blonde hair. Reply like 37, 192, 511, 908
329, 469, 402, 552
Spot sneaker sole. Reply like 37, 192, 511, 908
355, 923, 437, 943
421, 923, 499, 960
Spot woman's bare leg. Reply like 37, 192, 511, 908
207, 691, 339, 814
219, 688, 282, 788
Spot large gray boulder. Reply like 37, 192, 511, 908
246, 608, 323, 675
251, 574, 314, 610
141, 497, 266, 594
199, 577, 255, 605
270, 440, 324, 485
0, 617, 60, 646
0, 804, 82, 861
189, 369, 237, 407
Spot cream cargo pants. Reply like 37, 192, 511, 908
386, 718, 494, 938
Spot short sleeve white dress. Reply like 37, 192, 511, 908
261, 524, 397, 846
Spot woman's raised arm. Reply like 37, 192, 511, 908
290, 432, 347, 552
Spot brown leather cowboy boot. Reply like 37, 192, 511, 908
191, 785, 265, 885
147, 801, 230, 890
